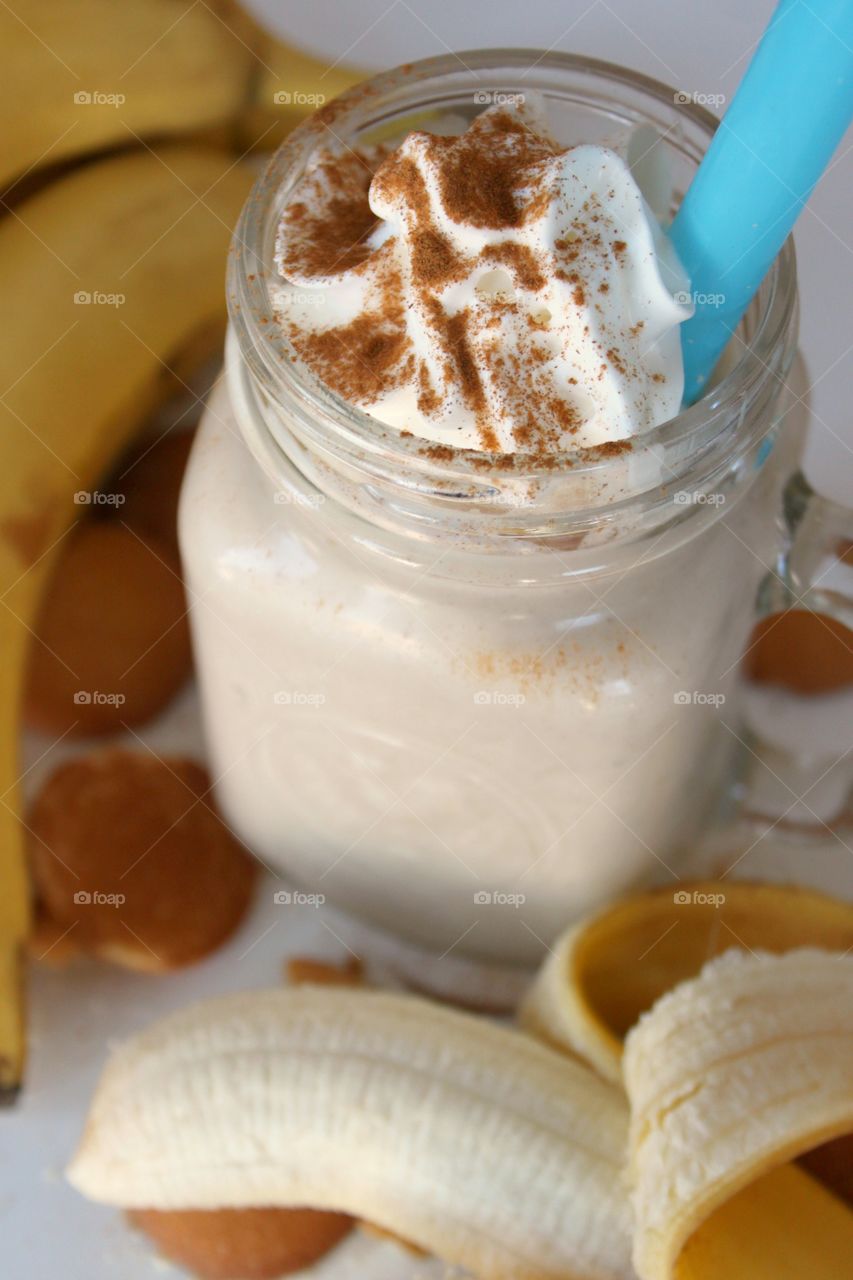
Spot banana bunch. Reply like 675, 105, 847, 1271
239, 23, 363, 153
0, 0, 253, 194
0, 0, 364, 1097
68, 886, 853, 1279
0, 0, 363, 197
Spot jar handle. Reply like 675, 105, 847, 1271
759, 469, 853, 627
740, 469, 853, 830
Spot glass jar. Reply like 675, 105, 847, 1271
180, 51, 801, 968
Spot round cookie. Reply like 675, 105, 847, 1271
24, 521, 192, 735
28, 751, 256, 969
128, 1207, 353, 1280
744, 608, 853, 694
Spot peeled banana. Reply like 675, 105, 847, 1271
0, 145, 254, 1093
625, 948, 853, 1280
68, 987, 635, 1280
68, 943, 853, 1278
520, 882, 853, 1276
0, 0, 257, 194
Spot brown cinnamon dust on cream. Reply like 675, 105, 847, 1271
275, 108, 658, 460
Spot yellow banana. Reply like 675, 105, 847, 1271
239, 32, 365, 153
0, 0, 261, 194
0, 145, 254, 1095
0, 0, 373, 196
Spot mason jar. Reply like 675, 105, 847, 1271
179, 51, 801, 968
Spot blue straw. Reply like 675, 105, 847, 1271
672, 0, 853, 403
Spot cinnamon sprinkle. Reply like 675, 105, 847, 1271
287, 251, 411, 403
411, 228, 461, 287
482, 242, 546, 292
422, 110, 557, 230
417, 361, 441, 414
276, 106, 655, 458
277, 151, 386, 280
291, 312, 409, 402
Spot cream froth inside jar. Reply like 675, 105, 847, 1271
180, 53, 801, 967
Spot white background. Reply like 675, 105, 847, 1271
249, 0, 853, 503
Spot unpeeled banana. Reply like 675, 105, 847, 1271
0, 0, 369, 1096
238, 32, 363, 153
0, 145, 254, 1093
0, 0, 373, 197
0, 0, 257, 194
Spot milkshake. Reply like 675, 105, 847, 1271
180, 54, 800, 965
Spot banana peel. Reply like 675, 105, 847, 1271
522, 884, 853, 1279
520, 880, 853, 1081
675, 1164, 853, 1280
0, 145, 254, 1096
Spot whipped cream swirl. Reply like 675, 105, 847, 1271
274, 100, 691, 454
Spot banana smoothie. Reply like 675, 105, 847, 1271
180, 57, 799, 965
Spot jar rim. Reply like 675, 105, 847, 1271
228, 49, 798, 528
